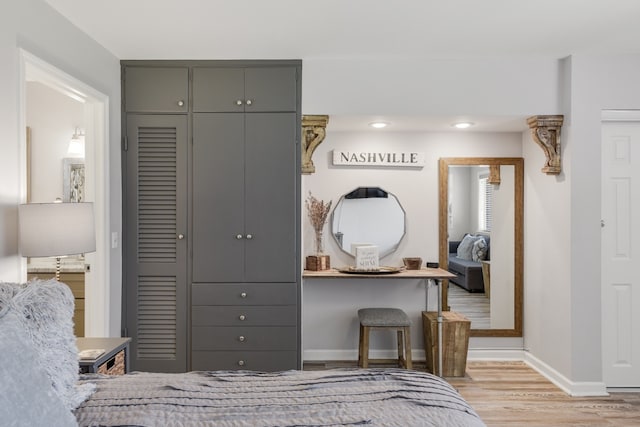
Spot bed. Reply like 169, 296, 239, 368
74, 369, 484, 426
1, 279, 485, 427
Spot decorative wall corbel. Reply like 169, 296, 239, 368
527, 115, 564, 175
301, 115, 329, 174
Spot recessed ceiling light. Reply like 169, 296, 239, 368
452, 122, 474, 129
369, 122, 388, 129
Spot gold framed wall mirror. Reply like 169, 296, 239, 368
438, 157, 523, 337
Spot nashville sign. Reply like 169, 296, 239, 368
332, 150, 425, 167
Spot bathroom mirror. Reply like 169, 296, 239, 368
331, 187, 406, 258
439, 158, 523, 337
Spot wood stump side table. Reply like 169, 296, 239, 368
422, 311, 470, 377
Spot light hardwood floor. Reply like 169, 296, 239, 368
304, 360, 640, 426
449, 361, 640, 427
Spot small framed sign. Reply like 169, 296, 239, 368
333, 150, 425, 167
355, 245, 379, 271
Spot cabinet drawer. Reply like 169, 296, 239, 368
192, 350, 298, 371
192, 283, 296, 305
192, 305, 297, 326
192, 326, 297, 351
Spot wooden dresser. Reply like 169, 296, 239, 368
27, 270, 85, 337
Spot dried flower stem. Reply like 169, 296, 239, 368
305, 192, 332, 254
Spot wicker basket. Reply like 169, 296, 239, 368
97, 350, 126, 375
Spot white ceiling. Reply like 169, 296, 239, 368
43, 0, 640, 132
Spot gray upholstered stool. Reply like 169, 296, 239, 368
357, 308, 412, 369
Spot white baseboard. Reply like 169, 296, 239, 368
523, 352, 608, 397
467, 348, 525, 361
303, 349, 426, 361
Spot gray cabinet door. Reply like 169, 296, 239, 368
192, 113, 245, 282
192, 67, 297, 112
245, 113, 297, 282
192, 67, 244, 112
192, 113, 297, 283
244, 67, 298, 112
124, 114, 188, 373
124, 67, 189, 113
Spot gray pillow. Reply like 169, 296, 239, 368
456, 234, 480, 260
472, 238, 488, 262
0, 307, 77, 426
0, 280, 95, 411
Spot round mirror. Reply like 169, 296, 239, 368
331, 187, 406, 258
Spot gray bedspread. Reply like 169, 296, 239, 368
74, 368, 485, 427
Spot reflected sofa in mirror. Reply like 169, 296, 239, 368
438, 158, 523, 337
331, 187, 406, 258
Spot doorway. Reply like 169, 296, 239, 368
19, 49, 111, 337
601, 111, 640, 388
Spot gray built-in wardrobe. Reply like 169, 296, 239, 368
121, 60, 302, 373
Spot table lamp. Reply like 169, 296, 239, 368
18, 202, 96, 281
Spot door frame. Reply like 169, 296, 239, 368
18, 49, 111, 337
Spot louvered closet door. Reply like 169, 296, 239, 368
125, 115, 188, 372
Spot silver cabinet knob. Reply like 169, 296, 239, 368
246, 234, 253, 240
246, 99, 253, 106
238, 360, 245, 366
236, 100, 243, 106
177, 100, 185, 107
240, 292, 247, 298
236, 234, 243, 240
177, 234, 184, 240
238, 335, 245, 342
239, 314, 246, 321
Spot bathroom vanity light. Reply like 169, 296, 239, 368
68, 127, 85, 157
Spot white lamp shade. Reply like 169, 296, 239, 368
19, 202, 96, 257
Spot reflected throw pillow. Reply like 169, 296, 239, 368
472, 237, 488, 262
456, 234, 480, 260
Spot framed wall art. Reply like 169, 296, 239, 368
63, 158, 85, 202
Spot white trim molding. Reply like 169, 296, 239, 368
467, 348, 525, 361
524, 352, 608, 397
601, 109, 640, 122
304, 349, 426, 362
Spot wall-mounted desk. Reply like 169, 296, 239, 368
303, 267, 454, 281
303, 267, 455, 377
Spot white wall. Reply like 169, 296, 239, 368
302, 130, 523, 359
302, 57, 561, 116
522, 54, 640, 387
1, 0, 121, 335
568, 55, 640, 384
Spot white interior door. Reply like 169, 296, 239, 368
601, 117, 640, 387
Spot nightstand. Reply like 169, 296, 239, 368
77, 337, 131, 375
